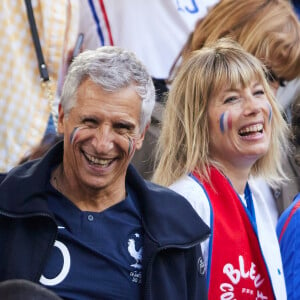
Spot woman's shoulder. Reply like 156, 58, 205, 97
170, 174, 206, 198
169, 174, 210, 224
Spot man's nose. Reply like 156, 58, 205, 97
92, 125, 114, 152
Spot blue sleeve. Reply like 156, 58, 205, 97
276, 194, 300, 300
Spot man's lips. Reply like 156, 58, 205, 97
84, 152, 115, 167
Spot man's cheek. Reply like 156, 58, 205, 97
127, 137, 136, 157
70, 126, 89, 145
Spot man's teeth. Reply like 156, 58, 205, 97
239, 124, 263, 135
85, 153, 112, 166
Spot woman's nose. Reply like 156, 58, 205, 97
243, 95, 261, 115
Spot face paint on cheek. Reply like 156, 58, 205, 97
127, 137, 136, 157
267, 102, 272, 123
219, 111, 232, 134
70, 126, 86, 145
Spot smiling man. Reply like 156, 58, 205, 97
0, 47, 210, 300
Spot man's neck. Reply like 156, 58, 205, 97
51, 164, 126, 212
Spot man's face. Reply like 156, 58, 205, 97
57, 78, 146, 194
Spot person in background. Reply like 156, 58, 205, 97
0, 0, 79, 172
273, 94, 300, 214
0, 46, 210, 300
276, 95, 300, 300
78, 0, 218, 94
177, 0, 300, 95
277, 193, 300, 300
153, 38, 288, 299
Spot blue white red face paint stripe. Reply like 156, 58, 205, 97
128, 137, 136, 157
267, 102, 272, 123
70, 126, 85, 145
220, 111, 232, 134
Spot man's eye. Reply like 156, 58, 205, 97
115, 123, 134, 133
83, 119, 97, 127
115, 123, 128, 129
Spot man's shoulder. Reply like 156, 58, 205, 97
0, 160, 43, 206
126, 165, 210, 245
1, 141, 62, 186
0, 173, 7, 184
1, 160, 37, 185
126, 165, 191, 203
0, 143, 62, 205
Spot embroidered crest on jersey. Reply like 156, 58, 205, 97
128, 232, 143, 284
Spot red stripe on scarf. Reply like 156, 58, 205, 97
192, 167, 275, 299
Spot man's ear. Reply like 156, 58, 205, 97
57, 104, 65, 134
135, 123, 150, 150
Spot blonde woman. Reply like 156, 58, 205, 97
153, 38, 288, 299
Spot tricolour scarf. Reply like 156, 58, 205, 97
192, 167, 274, 299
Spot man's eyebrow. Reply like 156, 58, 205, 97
79, 115, 99, 121
115, 120, 136, 128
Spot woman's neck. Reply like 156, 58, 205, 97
219, 166, 250, 195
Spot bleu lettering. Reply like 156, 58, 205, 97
223, 256, 265, 288
223, 263, 240, 284
254, 274, 265, 288
239, 255, 249, 278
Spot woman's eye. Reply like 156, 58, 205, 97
254, 89, 265, 96
224, 96, 238, 104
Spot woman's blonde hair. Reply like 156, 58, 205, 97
172, 0, 300, 82
153, 38, 289, 187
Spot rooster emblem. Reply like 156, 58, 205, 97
128, 233, 143, 269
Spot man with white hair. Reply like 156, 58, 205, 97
0, 46, 210, 300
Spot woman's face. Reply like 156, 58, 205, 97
207, 80, 272, 172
